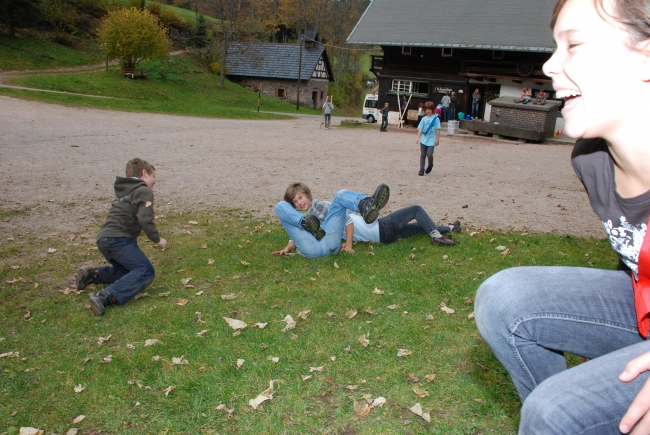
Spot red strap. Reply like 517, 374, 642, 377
632, 217, 650, 337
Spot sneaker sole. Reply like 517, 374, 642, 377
302, 216, 326, 241
88, 293, 105, 316
432, 238, 459, 246
364, 184, 390, 224
75, 269, 88, 290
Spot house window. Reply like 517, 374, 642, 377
392, 80, 411, 93
441, 47, 453, 57
402, 46, 412, 55
276, 88, 285, 98
492, 50, 504, 59
412, 82, 429, 94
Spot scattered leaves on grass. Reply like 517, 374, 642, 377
221, 293, 237, 300
144, 339, 162, 347
439, 302, 455, 314
496, 245, 507, 251
345, 385, 358, 391
100, 355, 112, 364
268, 356, 279, 363
298, 310, 311, 320
425, 373, 436, 382
249, 380, 276, 410
74, 384, 85, 393
359, 335, 370, 348
364, 309, 378, 316
282, 315, 296, 332
60, 286, 81, 295
327, 311, 336, 317
302, 375, 312, 381
334, 262, 339, 269
407, 374, 420, 382
208, 258, 215, 265
163, 386, 176, 396
346, 309, 358, 319
236, 358, 245, 370
468, 312, 475, 319
195, 291, 204, 296
66, 429, 79, 435
372, 288, 385, 295
309, 365, 325, 372
255, 322, 268, 329
158, 292, 170, 297
240, 260, 250, 266
19, 428, 43, 435
501, 248, 511, 257
387, 304, 397, 310
409, 402, 431, 423
196, 312, 206, 324
223, 317, 247, 330
152, 356, 161, 361
343, 345, 351, 353
180, 278, 192, 286
176, 299, 189, 306
215, 404, 234, 418
72, 415, 85, 423
23, 311, 31, 320
397, 349, 412, 357
330, 356, 336, 362
353, 400, 370, 417
195, 329, 209, 337
47, 248, 57, 254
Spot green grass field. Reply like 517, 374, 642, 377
0, 35, 104, 71
0, 207, 615, 434
1, 54, 323, 119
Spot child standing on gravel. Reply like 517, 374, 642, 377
272, 182, 389, 258
416, 101, 441, 176
76, 158, 168, 316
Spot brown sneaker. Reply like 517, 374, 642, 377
431, 235, 459, 246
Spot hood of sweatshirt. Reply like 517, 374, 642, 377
114, 176, 147, 198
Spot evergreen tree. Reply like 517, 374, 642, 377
0, 0, 41, 37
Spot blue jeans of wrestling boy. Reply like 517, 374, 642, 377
95, 237, 155, 305
275, 189, 367, 259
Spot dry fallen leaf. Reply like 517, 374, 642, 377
397, 349, 413, 357
370, 397, 386, 408
100, 355, 113, 364
309, 365, 325, 372
195, 290, 204, 296
195, 329, 209, 337
439, 302, 455, 314
19, 428, 43, 435
221, 293, 237, 300
158, 292, 170, 297
72, 415, 85, 423
74, 384, 86, 393
359, 335, 370, 348
327, 311, 336, 317
236, 358, 245, 370
330, 356, 336, 362
412, 386, 429, 398
334, 262, 339, 269
282, 315, 296, 332
468, 312, 475, 319
249, 380, 276, 410
126, 343, 136, 350
171, 356, 189, 365
208, 258, 215, 265
346, 309, 358, 319
47, 248, 57, 254
345, 385, 358, 391
501, 248, 511, 257
298, 310, 311, 320
372, 288, 385, 295
364, 309, 378, 316
163, 385, 176, 396
176, 299, 188, 306
144, 339, 162, 347
223, 317, 247, 330
302, 375, 312, 381
495, 245, 507, 251
180, 278, 192, 285
215, 404, 235, 418
425, 373, 436, 382
268, 356, 280, 363
410, 402, 431, 423
343, 345, 351, 353
255, 322, 268, 329
407, 374, 420, 382
353, 400, 371, 417
240, 260, 250, 266
386, 304, 397, 310
97, 335, 112, 346
152, 356, 161, 361
66, 429, 79, 435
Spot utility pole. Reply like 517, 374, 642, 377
296, 34, 302, 111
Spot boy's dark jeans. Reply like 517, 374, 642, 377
378, 205, 449, 243
380, 116, 388, 130
96, 237, 155, 305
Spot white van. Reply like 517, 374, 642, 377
362, 93, 379, 123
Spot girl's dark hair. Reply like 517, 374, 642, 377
551, 0, 650, 50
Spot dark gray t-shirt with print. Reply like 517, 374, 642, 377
572, 138, 650, 277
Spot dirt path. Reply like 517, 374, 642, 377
0, 95, 603, 240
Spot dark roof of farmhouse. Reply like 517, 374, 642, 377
346, 0, 556, 53
226, 43, 332, 81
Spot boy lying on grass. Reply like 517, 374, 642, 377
76, 158, 168, 316
343, 205, 461, 246
272, 182, 389, 258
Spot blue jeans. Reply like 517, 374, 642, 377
96, 237, 155, 305
324, 113, 331, 129
275, 189, 366, 259
442, 106, 450, 122
419, 144, 435, 171
475, 266, 650, 434
516, 97, 531, 104
380, 116, 388, 131
378, 205, 449, 243
472, 100, 480, 118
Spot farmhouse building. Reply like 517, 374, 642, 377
347, 0, 558, 122
226, 34, 333, 108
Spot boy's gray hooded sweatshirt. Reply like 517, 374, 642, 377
97, 177, 160, 243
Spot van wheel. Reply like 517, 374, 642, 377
367, 115, 375, 123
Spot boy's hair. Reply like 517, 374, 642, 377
424, 101, 435, 110
284, 182, 312, 206
551, 0, 650, 51
126, 158, 155, 178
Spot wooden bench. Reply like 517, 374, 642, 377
459, 119, 546, 142
122, 68, 147, 79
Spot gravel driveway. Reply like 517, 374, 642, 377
0, 96, 603, 239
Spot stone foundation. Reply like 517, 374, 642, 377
229, 76, 329, 108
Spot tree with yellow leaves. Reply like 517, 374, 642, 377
98, 7, 171, 70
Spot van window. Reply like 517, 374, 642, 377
364, 99, 378, 108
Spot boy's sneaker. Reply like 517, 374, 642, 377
358, 184, 390, 224
76, 268, 97, 290
431, 235, 459, 246
418, 170, 424, 176
88, 290, 113, 316
425, 164, 433, 174
450, 220, 462, 233
301, 215, 326, 241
